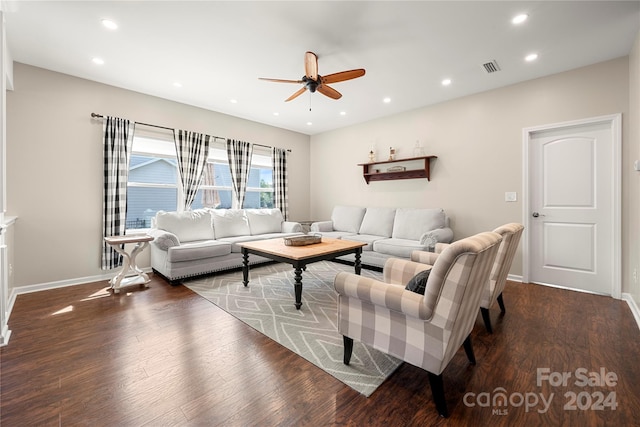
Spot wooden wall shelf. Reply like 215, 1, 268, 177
357, 155, 437, 184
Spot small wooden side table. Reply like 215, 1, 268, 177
104, 234, 154, 293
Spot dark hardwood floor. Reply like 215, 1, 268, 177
1, 268, 639, 426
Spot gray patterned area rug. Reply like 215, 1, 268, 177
183, 261, 402, 397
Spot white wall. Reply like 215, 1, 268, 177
310, 57, 632, 283
6, 63, 310, 289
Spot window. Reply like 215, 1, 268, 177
190, 147, 273, 210
126, 130, 274, 230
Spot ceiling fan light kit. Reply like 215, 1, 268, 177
260, 51, 366, 102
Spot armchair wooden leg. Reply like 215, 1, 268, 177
462, 334, 476, 365
343, 336, 353, 365
480, 307, 493, 334
497, 293, 506, 313
427, 372, 449, 418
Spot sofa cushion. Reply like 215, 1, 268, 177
246, 209, 284, 235
314, 231, 357, 239
211, 209, 251, 238
167, 240, 231, 262
359, 207, 396, 237
392, 208, 446, 241
344, 234, 387, 251
331, 206, 366, 233
373, 238, 428, 258
155, 209, 215, 243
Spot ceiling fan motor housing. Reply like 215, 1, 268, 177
302, 75, 319, 93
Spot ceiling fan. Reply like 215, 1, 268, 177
259, 51, 366, 102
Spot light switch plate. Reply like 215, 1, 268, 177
505, 192, 517, 202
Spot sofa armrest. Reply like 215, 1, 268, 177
282, 221, 303, 233
420, 227, 454, 246
147, 228, 180, 251
434, 242, 449, 254
310, 221, 333, 232
382, 258, 432, 286
411, 250, 439, 265
334, 271, 431, 320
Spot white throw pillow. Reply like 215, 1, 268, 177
359, 207, 396, 237
392, 208, 446, 241
155, 209, 215, 243
331, 206, 366, 233
211, 209, 251, 238
246, 209, 283, 235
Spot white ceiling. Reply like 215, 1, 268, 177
4, 1, 640, 135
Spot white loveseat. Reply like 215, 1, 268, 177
310, 206, 453, 268
148, 208, 303, 283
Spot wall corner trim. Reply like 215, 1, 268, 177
621, 293, 640, 331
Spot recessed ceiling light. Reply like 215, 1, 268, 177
512, 14, 528, 24
441, 78, 452, 86
273, 112, 279, 116
92, 57, 104, 65
383, 97, 391, 103
101, 19, 118, 30
307, 122, 313, 126
173, 82, 182, 88
230, 99, 238, 104
340, 111, 346, 116
525, 53, 538, 62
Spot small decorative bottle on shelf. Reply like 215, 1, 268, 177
369, 150, 376, 162
389, 146, 396, 160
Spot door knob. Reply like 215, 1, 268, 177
532, 212, 545, 218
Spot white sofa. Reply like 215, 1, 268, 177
310, 206, 453, 268
148, 208, 303, 283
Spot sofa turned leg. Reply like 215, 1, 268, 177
427, 372, 449, 418
497, 293, 506, 313
343, 336, 353, 365
480, 307, 493, 334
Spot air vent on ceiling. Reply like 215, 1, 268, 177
482, 60, 501, 74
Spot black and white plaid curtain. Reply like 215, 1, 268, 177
272, 147, 289, 220
102, 116, 134, 270
175, 130, 211, 210
226, 139, 253, 209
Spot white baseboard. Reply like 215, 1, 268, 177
622, 293, 640, 331
0, 324, 11, 347
507, 274, 523, 282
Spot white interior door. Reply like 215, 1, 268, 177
524, 115, 621, 297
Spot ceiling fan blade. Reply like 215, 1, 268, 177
259, 77, 303, 84
321, 69, 366, 84
285, 87, 307, 102
317, 84, 342, 100
305, 51, 318, 81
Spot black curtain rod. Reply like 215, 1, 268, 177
91, 113, 291, 152
91, 112, 222, 139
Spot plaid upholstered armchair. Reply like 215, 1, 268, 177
412, 223, 524, 333
334, 232, 502, 417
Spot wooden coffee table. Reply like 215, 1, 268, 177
239, 237, 367, 309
